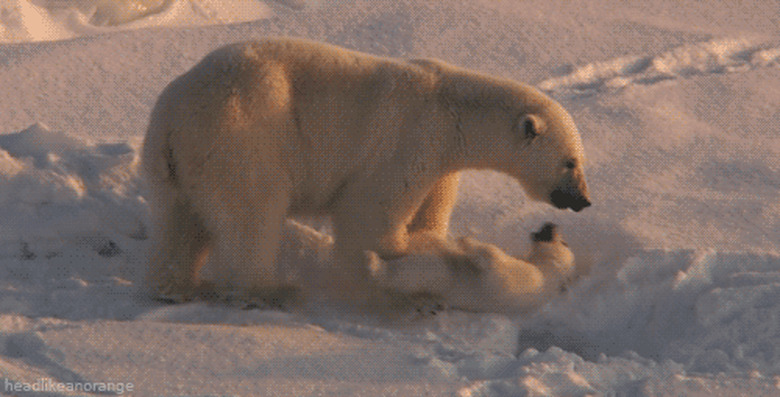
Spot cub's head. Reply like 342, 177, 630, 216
528, 222, 575, 287
530, 222, 566, 244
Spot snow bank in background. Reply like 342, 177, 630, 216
0, 0, 69, 42
0, 0, 271, 43
539, 38, 780, 96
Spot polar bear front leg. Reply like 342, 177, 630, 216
407, 173, 460, 239
330, 169, 455, 295
330, 188, 418, 298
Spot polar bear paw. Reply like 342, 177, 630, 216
215, 285, 300, 311
152, 279, 217, 304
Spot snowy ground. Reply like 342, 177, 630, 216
0, 1, 778, 396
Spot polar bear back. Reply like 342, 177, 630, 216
151, 38, 444, 214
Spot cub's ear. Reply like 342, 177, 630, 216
515, 114, 545, 142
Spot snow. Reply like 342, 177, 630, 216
0, 0, 778, 395
0, 0, 271, 43
538, 38, 780, 95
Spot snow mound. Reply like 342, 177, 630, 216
539, 38, 780, 95
525, 250, 780, 374
0, 123, 145, 243
0, 123, 145, 320
0, 0, 271, 43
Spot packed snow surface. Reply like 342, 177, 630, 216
0, 0, 778, 396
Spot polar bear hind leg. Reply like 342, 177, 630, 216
202, 164, 293, 303
145, 193, 211, 302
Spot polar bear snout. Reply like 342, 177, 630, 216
550, 186, 591, 212
531, 223, 560, 242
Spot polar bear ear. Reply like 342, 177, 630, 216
515, 114, 545, 142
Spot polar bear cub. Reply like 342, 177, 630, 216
368, 223, 576, 312
142, 37, 591, 303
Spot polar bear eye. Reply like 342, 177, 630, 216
522, 118, 537, 139
565, 159, 576, 169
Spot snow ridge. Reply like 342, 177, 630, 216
539, 38, 780, 95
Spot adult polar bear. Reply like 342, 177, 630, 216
142, 37, 591, 303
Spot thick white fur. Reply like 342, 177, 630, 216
368, 226, 576, 312
142, 37, 589, 302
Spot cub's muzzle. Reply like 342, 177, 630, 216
531, 222, 559, 242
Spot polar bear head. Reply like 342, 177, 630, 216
510, 98, 591, 212
435, 67, 591, 212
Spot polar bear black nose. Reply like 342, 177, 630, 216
550, 189, 591, 212
532, 223, 558, 242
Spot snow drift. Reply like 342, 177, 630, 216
0, 0, 271, 43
